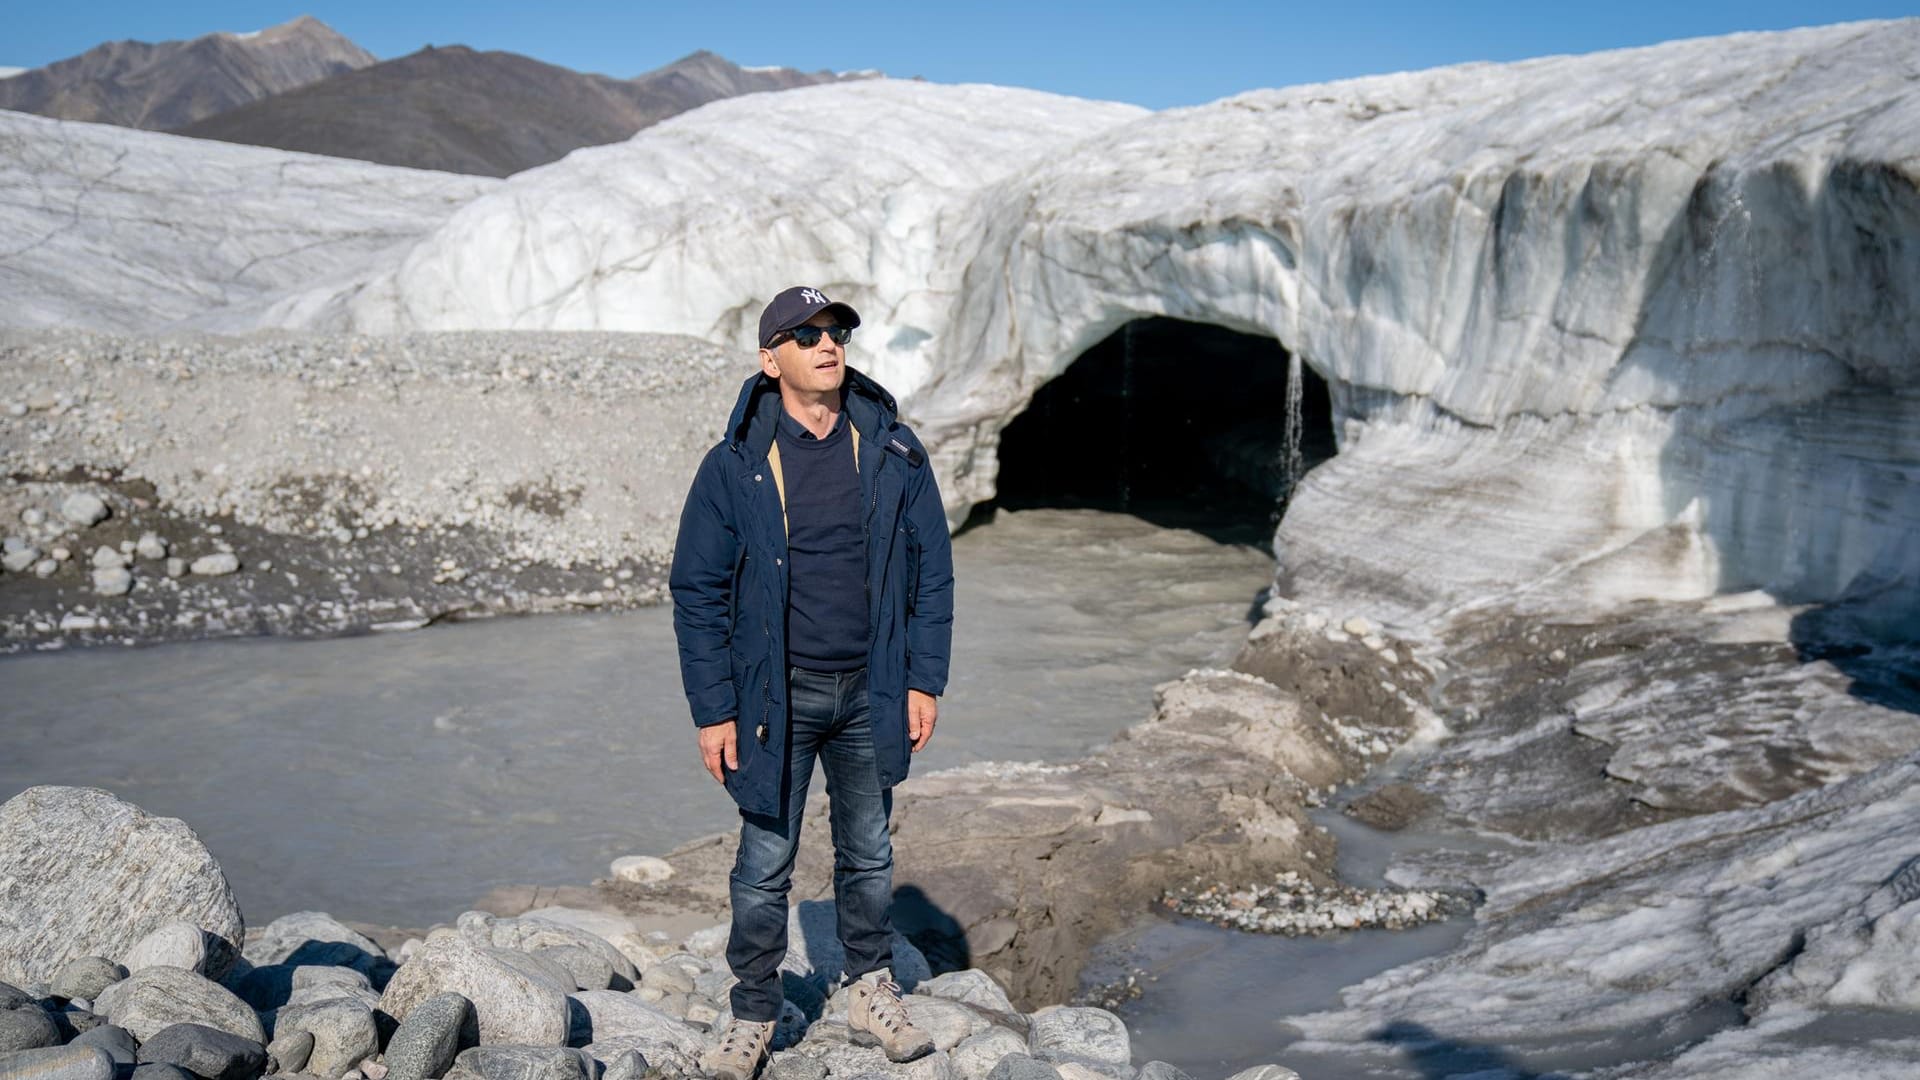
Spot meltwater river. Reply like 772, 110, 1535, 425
0, 507, 1274, 930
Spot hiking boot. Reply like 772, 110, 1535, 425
847, 968, 934, 1062
699, 1017, 775, 1080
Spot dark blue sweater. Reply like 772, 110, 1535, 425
776, 405, 867, 671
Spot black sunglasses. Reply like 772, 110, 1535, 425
775, 324, 853, 349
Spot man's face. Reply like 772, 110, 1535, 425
760, 311, 848, 395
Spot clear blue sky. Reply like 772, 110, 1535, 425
4, 1, 1914, 109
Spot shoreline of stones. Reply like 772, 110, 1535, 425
0, 786, 1307, 1080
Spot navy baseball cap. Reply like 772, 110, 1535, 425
758, 286, 861, 349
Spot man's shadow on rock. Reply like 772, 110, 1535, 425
1373, 1021, 1573, 1080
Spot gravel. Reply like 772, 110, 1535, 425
0, 329, 746, 653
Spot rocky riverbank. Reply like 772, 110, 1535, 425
0, 785, 1308, 1080
0, 330, 744, 653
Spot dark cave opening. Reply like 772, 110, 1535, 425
981, 317, 1336, 546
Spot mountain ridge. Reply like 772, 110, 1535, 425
0, 15, 375, 129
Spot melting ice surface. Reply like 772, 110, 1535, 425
0, 507, 1273, 928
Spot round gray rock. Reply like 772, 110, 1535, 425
1026, 1007, 1128, 1069
378, 938, 567, 1048
70, 1025, 139, 1066
0, 787, 244, 987
0, 1045, 116, 1080
52, 960, 127, 1004
242, 913, 388, 976
124, 923, 209, 976
384, 992, 475, 1080
95, 966, 266, 1044
0, 1007, 60, 1053
273, 998, 378, 1078
135, 1022, 267, 1080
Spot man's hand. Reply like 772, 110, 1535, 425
908, 690, 938, 752
698, 722, 738, 784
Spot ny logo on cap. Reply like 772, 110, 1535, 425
800, 288, 828, 306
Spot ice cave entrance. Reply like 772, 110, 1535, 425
988, 317, 1334, 542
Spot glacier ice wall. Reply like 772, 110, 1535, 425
908, 20, 1920, 627
0, 111, 495, 331
11, 22, 1916, 627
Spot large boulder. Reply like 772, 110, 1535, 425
379, 937, 568, 1047
1026, 1008, 1129, 1073
95, 967, 266, 1044
0, 788, 244, 986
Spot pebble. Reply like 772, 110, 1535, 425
51, 547, 71, 562
165, 558, 187, 579
91, 547, 127, 569
1, 546, 39, 573
136, 534, 169, 560
60, 494, 110, 528
33, 559, 57, 577
91, 567, 133, 597
1341, 615, 1374, 637
19, 508, 44, 526
190, 553, 241, 576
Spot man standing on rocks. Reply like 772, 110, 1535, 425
670, 286, 955, 1078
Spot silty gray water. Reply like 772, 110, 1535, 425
0, 506, 1273, 929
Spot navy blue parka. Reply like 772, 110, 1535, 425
669, 366, 955, 818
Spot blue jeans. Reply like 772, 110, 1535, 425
727, 665, 896, 1021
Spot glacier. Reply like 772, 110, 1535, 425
0, 110, 495, 330
4, 16, 1919, 1076
166, 20, 1920, 632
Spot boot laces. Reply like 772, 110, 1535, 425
865, 976, 910, 1032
